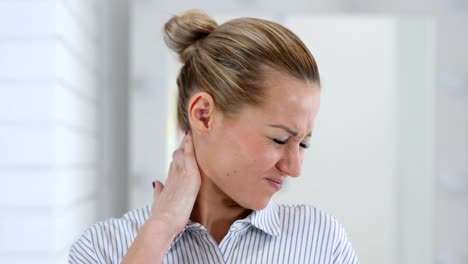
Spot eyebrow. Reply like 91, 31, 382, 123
267, 124, 312, 137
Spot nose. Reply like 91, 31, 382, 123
276, 145, 302, 178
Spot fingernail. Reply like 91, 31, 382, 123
152, 181, 155, 189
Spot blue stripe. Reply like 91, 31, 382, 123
68, 203, 359, 263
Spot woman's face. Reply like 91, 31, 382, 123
193, 70, 321, 210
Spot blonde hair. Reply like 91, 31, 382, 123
163, 10, 320, 132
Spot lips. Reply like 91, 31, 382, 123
265, 177, 284, 190
266, 177, 283, 185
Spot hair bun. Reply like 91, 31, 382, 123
163, 9, 218, 63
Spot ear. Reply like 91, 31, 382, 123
188, 92, 217, 134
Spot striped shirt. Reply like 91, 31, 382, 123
69, 201, 359, 263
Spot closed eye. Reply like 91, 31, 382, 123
272, 138, 310, 149
272, 138, 287, 145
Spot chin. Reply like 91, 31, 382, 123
241, 196, 271, 211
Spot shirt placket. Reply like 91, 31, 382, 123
219, 221, 251, 263
189, 224, 227, 264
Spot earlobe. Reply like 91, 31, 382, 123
188, 92, 216, 133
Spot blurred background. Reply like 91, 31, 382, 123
0, 0, 467, 263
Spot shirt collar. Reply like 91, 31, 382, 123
244, 200, 281, 237
171, 200, 281, 247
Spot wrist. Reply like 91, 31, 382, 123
145, 218, 178, 245
122, 218, 179, 263
148, 213, 186, 237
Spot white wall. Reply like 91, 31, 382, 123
129, 7, 170, 209
274, 16, 398, 263
434, 15, 468, 264
0, 1, 101, 263
395, 18, 436, 264
98, 0, 130, 221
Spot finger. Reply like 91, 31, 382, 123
153, 180, 164, 197
173, 162, 183, 176
184, 132, 199, 168
171, 138, 186, 158
172, 148, 184, 159
184, 131, 193, 155
179, 132, 188, 150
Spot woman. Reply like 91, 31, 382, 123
69, 10, 359, 264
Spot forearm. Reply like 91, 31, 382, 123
122, 218, 177, 264
123, 132, 199, 263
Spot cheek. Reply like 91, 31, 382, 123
220, 137, 277, 176
256, 145, 279, 165
240, 141, 281, 175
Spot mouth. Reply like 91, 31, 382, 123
265, 177, 283, 190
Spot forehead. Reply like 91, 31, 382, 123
237, 70, 321, 134
261, 71, 319, 113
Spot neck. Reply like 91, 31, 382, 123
190, 175, 251, 244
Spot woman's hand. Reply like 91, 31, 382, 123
151, 131, 202, 235
122, 132, 201, 264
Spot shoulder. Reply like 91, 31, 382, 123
277, 203, 343, 230
276, 203, 359, 263
68, 205, 151, 264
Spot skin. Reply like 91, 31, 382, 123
122, 69, 321, 263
